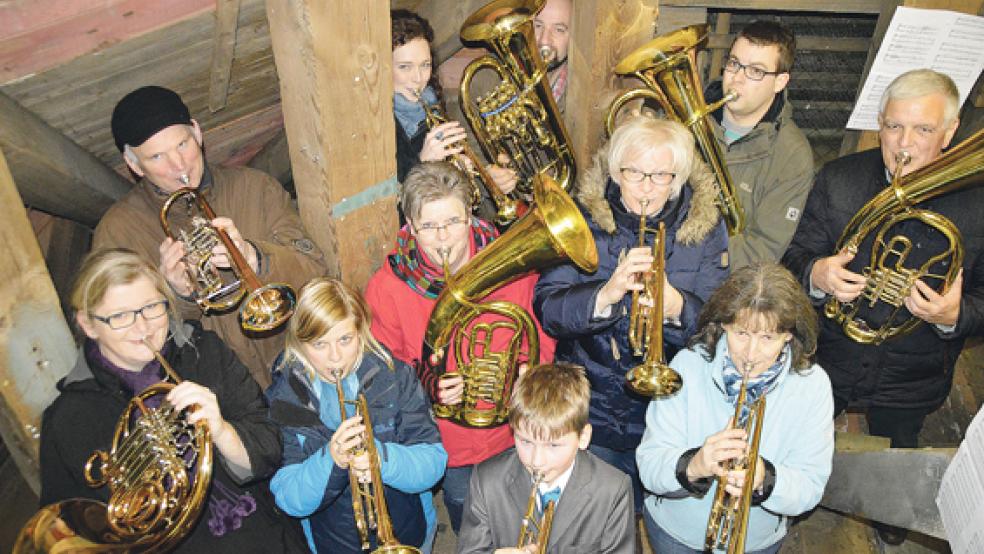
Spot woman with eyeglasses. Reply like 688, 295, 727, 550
38, 248, 307, 551
364, 161, 554, 534
533, 115, 729, 514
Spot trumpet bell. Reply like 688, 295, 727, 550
627, 360, 682, 397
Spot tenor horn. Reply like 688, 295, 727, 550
606, 25, 744, 235
459, 0, 577, 195
422, 173, 598, 427
160, 186, 296, 332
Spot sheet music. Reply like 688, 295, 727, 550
936, 405, 984, 554
846, 7, 984, 130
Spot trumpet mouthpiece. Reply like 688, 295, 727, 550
539, 45, 555, 63
896, 150, 912, 166
179, 174, 190, 186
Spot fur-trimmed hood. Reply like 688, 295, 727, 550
574, 137, 721, 246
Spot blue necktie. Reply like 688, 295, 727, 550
538, 487, 561, 515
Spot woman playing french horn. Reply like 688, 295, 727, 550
37, 248, 306, 552
636, 263, 834, 553
266, 278, 447, 553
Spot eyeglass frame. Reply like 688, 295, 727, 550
90, 299, 170, 330
412, 216, 470, 236
723, 56, 785, 82
619, 167, 677, 186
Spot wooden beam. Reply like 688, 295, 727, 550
660, 0, 884, 13
567, 0, 660, 181
208, 0, 243, 112
266, 0, 397, 288
0, 147, 77, 494
707, 34, 873, 53
708, 14, 731, 79
0, 90, 132, 227
417, 0, 491, 64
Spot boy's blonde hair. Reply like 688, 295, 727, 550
509, 363, 590, 440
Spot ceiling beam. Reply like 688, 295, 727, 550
208, 0, 243, 112
660, 0, 884, 13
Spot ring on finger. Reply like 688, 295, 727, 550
436, 131, 445, 140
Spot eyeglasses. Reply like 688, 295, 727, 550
90, 300, 169, 330
414, 217, 468, 237
724, 57, 784, 81
620, 167, 676, 186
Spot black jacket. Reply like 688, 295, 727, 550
782, 148, 984, 408
39, 321, 307, 552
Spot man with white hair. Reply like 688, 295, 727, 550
782, 68, 984, 543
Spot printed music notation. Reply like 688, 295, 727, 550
846, 7, 984, 131
936, 405, 984, 554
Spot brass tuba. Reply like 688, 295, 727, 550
705, 364, 765, 554
824, 128, 984, 344
422, 173, 598, 427
517, 471, 556, 554
459, 0, 577, 195
332, 371, 421, 554
626, 212, 682, 397
606, 25, 744, 235
160, 185, 296, 332
14, 340, 213, 553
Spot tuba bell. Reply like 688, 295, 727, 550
422, 173, 598, 427
14, 340, 213, 553
332, 370, 421, 554
160, 185, 296, 332
517, 471, 556, 554
824, 127, 984, 344
459, 0, 577, 196
606, 24, 744, 235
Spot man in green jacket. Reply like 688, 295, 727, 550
706, 20, 815, 269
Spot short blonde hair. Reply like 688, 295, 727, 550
607, 116, 695, 200
509, 363, 590, 440
284, 278, 393, 377
70, 248, 179, 335
400, 161, 472, 224
880, 69, 960, 126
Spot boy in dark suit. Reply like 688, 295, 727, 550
457, 363, 635, 553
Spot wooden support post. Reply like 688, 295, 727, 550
0, 148, 77, 494
567, 0, 660, 175
0, 90, 132, 227
208, 0, 243, 112
265, 0, 397, 288
708, 13, 731, 79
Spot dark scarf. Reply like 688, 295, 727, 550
387, 217, 498, 299
719, 336, 789, 424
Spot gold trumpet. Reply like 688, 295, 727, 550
705, 363, 766, 553
333, 370, 421, 554
13, 339, 213, 553
517, 471, 556, 554
417, 90, 528, 225
626, 203, 682, 397
160, 184, 296, 332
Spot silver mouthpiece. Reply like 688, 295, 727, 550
896, 150, 912, 167
179, 174, 190, 186
539, 45, 555, 63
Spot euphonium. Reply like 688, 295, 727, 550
705, 363, 765, 554
14, 339, 213, 553
333, 370, 421, 554
459, 0, 577, 195
422, 173, 598, 427
606, 24, 744, 235
517, 471, 556, 554
626, 207, 682, 397
416, 90, 528, 225
160, 184, 296, 332
824, 127, 984, 344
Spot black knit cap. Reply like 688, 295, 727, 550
111, 86, 192, 152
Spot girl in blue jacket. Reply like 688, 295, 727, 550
266, 278, 447, 553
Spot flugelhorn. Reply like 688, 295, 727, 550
14, 339, 213, 553
459, 0, 577, 195
824, 128, 984, 344
416, 90, 528, 225
705, 363, 765, 553
517, 471, 556, 554
422, 173, 598, 427
606, 25, 744, 235
333, 370, 421, 554
626, 207, 682, 397
160, 184, 296, 332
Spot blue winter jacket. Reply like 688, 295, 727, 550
535, 148, 729, 451
266, 349, 447, 553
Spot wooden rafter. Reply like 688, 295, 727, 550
208, 0, 243, 112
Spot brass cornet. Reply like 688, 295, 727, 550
517, 471, 556, 554
160, 184, 296, 332
705, 363, 766, 553
626, 204, 682, 397
333, 371, 421, 554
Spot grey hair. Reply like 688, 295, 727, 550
400, 161, 472, 223
607, 115, 695, 200
879, 69, 960, 126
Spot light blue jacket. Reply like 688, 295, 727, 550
636, 338, 834, 551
